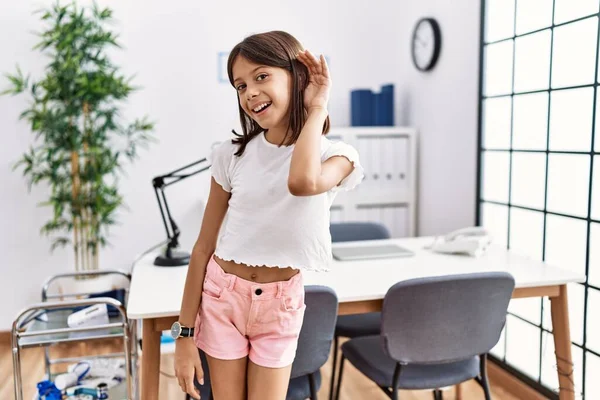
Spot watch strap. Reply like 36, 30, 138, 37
180, 326, 195, 338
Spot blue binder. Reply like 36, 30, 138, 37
351, 84, 394, 126
351, 89, 375, 126
375, 84, 394, 126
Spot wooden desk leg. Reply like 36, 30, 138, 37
550, 285, 575, 400
455, 383, 463, 400
142, 318, 161, 400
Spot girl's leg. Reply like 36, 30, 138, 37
205, 354, 248, 400
247, 360, 292, 400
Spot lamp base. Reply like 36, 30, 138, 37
154, 249, 190, 267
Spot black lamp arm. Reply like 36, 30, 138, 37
151, 157, 210, 256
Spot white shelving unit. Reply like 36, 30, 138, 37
328, 126, 418, 237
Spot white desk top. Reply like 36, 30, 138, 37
126, 236, 585, 319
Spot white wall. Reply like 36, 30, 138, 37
0, 0, 480, 330
398, 0, 482, 235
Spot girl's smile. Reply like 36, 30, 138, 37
250, 101, 272, 116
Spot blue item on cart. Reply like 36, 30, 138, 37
36, 380, 62, 400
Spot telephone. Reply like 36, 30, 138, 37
425, 226, 492, 257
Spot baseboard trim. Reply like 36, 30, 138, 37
487, 358, 554, 400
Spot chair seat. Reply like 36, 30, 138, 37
341, 336, 480, 390
335, 312, 381, 338
286, 370, 322, 400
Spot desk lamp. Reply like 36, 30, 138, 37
152, 157, 210, 266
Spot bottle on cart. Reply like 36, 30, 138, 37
97, 383, 109, 399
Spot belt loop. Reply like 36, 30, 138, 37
276, 282, 283, 299
228, 275, 236, 291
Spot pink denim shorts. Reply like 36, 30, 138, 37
194, 255, 306, 368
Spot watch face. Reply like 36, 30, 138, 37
412, 18, 441, 71
171, 322, 181, 339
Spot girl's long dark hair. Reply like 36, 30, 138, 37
227, 30, 330, 156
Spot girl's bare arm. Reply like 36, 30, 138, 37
178, 177, 231, 327
288, 108, 353, 196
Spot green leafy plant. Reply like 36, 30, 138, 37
2, 1, 155, 271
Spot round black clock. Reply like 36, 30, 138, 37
411, 17, 442, 72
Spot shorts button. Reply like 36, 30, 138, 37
255, 288, 263, 295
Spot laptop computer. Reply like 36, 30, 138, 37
332, 243, 415, 261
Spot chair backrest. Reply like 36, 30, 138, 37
381, 272, 515, 365
330, 222, 391, 243
290, 285, 339, 379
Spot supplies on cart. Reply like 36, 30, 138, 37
34, 381, 62, 400
68, 358, 126, 381
67, 304, 110, 328
34, 358, 125, 399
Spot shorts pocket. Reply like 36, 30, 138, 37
281, 292, 305, 312
202, 277, 223, 300
280, 302, 307, 333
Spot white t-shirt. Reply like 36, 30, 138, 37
208, 131, 364, 272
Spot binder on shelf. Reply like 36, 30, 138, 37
326, 127, 417, 239
369, 207, 381, 228
382, 206, 395, 237
394, 206, 409, 238
395, 136, 409, 190
351, 89, 375, 126
356, 207, 370, 223
372, 137, 384, 193
382, 136, 395, 191
330, 207, 343, 223
375, 84, 394, 126
356, 137, 371, 195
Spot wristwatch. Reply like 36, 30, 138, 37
170, 321, 195, 339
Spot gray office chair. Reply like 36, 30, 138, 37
287, 285, 339, 400
190, 350, 212, 400
329, 222, 390, 244
334, 272, 515, 400
190, 286, 338, 400
328, 221, 390, 400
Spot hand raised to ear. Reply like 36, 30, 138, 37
296, 49, 331, 112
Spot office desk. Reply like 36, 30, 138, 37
127, 237, 585, 400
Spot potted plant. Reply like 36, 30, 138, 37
2, 1, 155, 280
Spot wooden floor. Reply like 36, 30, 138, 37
1, 338, 520, 400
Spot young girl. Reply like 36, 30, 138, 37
173, 30, 363, 400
